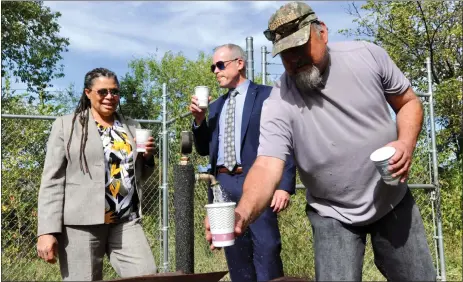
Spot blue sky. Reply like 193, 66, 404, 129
10, 1, 364, 93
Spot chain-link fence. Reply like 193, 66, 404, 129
1, 93, 447, 281
162, 96, 445, 281
0, 116, 165, 281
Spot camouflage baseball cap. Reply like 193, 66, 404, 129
265, 2, 318, 57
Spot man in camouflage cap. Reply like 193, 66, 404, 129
264, 1, 319, 57
263, 1, 330, 92
231, 1, 436, 281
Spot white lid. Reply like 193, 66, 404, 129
369, 146, 396, 162
205, 202, 236, 208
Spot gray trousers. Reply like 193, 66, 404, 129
57, 218, 157, 281
306, 189, 436, 281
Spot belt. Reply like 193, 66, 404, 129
217, 166, 243, 175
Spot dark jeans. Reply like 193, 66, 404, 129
306, 189, 436, 281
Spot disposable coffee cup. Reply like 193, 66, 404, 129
135, 128, 152, 153
195, 86, 210, 109
370, 146, 400, 186
205, 202, 236, 247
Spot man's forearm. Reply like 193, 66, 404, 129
396, 98, 423, 148
237, 157, 284, 224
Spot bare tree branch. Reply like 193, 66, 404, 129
416, 1, 440, 84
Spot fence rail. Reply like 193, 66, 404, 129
0, 112, 447, 281
1, 59, 448, 281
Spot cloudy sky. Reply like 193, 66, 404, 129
12, 1, 365, 92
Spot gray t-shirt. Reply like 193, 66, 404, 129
258, 41, 410, 225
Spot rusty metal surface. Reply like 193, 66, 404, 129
103, 271, 228, 282
270, 277, 312, 282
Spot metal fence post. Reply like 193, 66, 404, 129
426, 57, 446, 281
246, 37, 254, 81
261, 46, 267, 85
161, 82, 169, 272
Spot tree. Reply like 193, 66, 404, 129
120, 51, 223, 131
1, 1, 69, 99
340, 1, 462, 234
340, 1, 462, 161
119, 51, 221, 212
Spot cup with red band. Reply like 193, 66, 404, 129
205, 202, 236, 247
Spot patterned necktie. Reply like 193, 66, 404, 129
224, 89, 238, 171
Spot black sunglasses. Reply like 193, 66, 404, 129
264, 15, 318, 43
210, 58, 239, 73
94, 88, 120, 97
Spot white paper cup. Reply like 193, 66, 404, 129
370, 146, 400, 186
135, 129, 152, 153
205, 202, 236, 247
195, 86, 210, 109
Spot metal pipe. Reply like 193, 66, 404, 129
166, 111, 192, 125
261, 46, 267, 85
158, 134, 163, 267
1, 114, 162, 124
416, 91, 431, 97
166, 97, 221, 125
430, 191, 441, 278
423, 100, 433, 185
295, 183, 436, 190
161, 82, 169, 272
1, 114, 57, 120
408, 184, 436, 189
195, 173, 219, 186
426, 57, 446, 280
246, 37, 254, 81
134, 119, 162, 124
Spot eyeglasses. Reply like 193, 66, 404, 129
210, 58, 239, 73
94, 88, 120, 97
264, 15, 317, 43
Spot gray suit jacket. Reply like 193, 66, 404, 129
37, 110, 154, 236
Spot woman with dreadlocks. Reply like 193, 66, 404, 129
36, 68, 157, 281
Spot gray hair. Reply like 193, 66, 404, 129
213, 43, 247, 61
213, 44, 248, 75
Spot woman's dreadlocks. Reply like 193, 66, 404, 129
67, 68, 120, 178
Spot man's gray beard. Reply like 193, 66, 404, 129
293, 65, 323, 93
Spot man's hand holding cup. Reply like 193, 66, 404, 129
189, 86, 211, 126
204, 204, 251, 250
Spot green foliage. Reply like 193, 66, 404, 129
340, 1, 462, 84
1, 1, 69, 97
439, 159, 463, 237
340, 0, 463, 235
1, 74, 80, 281
1, 3, 461, 278
119, 51, 223, 167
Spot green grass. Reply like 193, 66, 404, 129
443, 235, 462, 281
2, 190, 461, 281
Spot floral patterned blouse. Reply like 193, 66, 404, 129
96, 119, 139, 224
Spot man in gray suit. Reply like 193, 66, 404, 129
37, 68, 157, 281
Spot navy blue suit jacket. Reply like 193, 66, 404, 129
192, 81, 296, 201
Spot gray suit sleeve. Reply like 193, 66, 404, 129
37, 117, 67, 236
365, 42, 410, 96
257, 98, 293, 161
